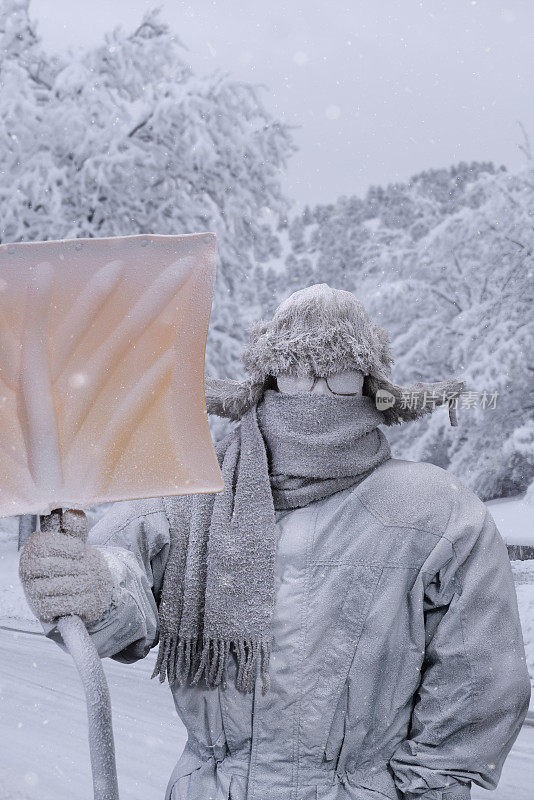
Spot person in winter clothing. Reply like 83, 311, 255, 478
20, 284, 531, 800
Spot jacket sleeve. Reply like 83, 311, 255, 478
389, 497, 531, 800
43, 497, 170, 663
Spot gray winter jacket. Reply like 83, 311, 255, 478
45, 457, 531, 800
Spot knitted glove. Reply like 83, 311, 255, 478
19, 508, 113, 624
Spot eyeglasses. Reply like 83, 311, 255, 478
276, 370, 364, 396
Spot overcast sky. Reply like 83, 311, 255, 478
30, 0, 534, 211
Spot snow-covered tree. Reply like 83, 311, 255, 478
0, 3, 296, 440
1, 0, 40, 63
282, 159, 534, 499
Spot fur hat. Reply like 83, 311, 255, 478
205, 284, 465, 426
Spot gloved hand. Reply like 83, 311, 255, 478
19, 508, 113, 624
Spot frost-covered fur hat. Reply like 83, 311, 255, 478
205, 283, 465, 426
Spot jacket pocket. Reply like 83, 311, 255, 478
346, 770, 402, 800
166, 752, 218, 800
168, 768, 201, 800
317, 780, 399, 800
168, 759, 237, 800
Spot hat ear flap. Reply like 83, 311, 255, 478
371, 322, 394, 375
363, 375, 466, 427
204, 375, 267, 420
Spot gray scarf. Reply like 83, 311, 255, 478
152, 389, 391, 694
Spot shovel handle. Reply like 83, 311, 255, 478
37, 509, 119, 800
56, 615, 119, 800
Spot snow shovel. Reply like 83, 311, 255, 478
0, 233, 225, 800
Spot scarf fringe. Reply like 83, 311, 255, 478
151, 635, 272, 695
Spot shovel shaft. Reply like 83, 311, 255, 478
57, 615, 119, 800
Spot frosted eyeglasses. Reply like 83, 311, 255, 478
276, 371, 364, 396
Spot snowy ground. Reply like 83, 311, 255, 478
486, 493, 534, 546
0, 494, 533, 798
0, 520, 35, 632
0, 627, 183, 800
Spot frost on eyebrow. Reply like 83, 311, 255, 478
0, 233, 223, 517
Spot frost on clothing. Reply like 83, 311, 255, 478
208, 282, 465, 427
153, 390, 391, 697
43, 458, 531, 800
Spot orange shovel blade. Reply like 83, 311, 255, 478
0, 233, 224, 517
